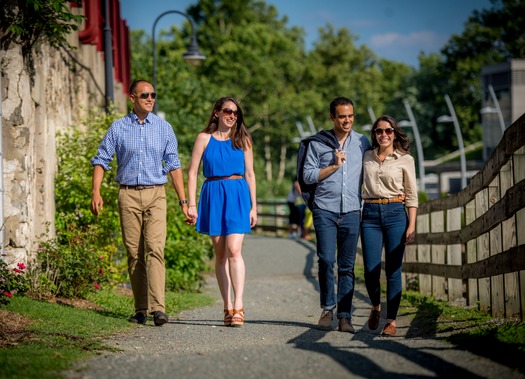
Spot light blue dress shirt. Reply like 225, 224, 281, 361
303, 129, 371, 213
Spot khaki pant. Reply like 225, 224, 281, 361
118, 186, 167, 313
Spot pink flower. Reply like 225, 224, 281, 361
3, 291, 13, 298
94, 284, 101, 290
99, 269, 105, 274
13, 268, 22, 273
17, 262, 26, 270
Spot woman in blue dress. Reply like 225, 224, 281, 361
187, 97, 257, 327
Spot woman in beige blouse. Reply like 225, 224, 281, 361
361, 115, 418, 336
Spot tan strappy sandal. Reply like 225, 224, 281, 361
224, 309, 234, 326
231, 308, 244, 327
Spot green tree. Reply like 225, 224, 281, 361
188, 0, 312, 191
416, 0, 525, 157
129, 0, 416, 197
304, 24, 401, 135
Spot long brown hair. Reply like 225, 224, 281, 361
202, 97, 252, 150
370, 115, 410, 154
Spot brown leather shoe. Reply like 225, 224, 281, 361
338, 317, 355, 333
317, 310, 333, 330
368, 309, 381, 330
382, 322, 396, 336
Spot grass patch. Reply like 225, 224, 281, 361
0, 288, 214, 379
401, 291, 525, 372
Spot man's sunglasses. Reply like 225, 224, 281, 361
135, 92, 157, 100
374, 128, 394, 136
222, 108, 238, 117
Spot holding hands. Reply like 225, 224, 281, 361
187, 205, 198, 225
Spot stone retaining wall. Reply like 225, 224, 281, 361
1, 28, 127, 265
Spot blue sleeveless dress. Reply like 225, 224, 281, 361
196, 135, 252, 236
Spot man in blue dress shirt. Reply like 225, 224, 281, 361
302, 97, 371, 333
90, 80, 190, 326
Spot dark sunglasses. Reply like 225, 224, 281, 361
136, 92, 157, 100
221, 108, 238, 117
374, 128, 394, 136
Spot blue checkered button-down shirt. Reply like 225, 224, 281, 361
91, 112, 181, 185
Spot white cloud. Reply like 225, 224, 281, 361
370, 31, 448, 51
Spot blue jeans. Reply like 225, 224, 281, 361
313, 208, 360, 319
361, 202, 408, 320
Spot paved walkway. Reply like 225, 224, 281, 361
66, 235, 523, 379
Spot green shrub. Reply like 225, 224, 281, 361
0, 256, 30, 305
164, 192, 213, 292
55, 109, 122, 250
30, 215, 116, 299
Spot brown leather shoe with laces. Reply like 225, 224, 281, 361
317, 310, 333, 330
368, 309, 381, 330
338, 317, 355, 333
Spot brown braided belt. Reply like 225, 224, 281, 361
363, 195, 405, 204
205, 175, 244, 181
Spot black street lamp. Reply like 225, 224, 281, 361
152, 10, 206, 113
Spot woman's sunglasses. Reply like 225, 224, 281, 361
221, 108, 238, 117
136, 92, 156, 100
374, 128, 394, 136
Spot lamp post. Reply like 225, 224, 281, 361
367, 106, 377, 123
437, 94, 467, 189
399, 99, 425, 192
102, 0, 114, 113
152, 10, 206, 113
480, 84, 505, 135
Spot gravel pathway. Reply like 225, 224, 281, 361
65, 234, 524, 379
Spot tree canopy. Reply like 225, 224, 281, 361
128, 0, 521, 198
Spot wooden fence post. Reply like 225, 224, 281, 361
465, 199, 478, 306
488, 175, 505, 317
476, 188, 491, 313
417, 213, 431, 295
431, 210, 446, 299
512, 146, 525, 319
447, 207, 463, 302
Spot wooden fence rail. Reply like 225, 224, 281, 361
255, 200, 289, 235
255, 113, 525, 320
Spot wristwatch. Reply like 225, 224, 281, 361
179, 200, 189, 206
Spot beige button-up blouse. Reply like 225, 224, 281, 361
362, 148, 419, 208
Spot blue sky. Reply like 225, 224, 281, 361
120, 0, 492, 67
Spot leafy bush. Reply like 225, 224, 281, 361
0, 256, 30, 305
29, 215, 115, 299
165, 192, 213, 292
55, 109, 122, 250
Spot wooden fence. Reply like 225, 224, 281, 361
404, 113, 525, 320
255, 200, 289, 235
255, 113, 525, 320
